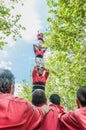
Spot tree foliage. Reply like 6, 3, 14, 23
0, 0, 25, 48
44, 0, 86, 110
19, 83, 32, 102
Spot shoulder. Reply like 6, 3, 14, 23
61, 108, 86, 121
10, 95, 28, 103
8, 95, 33, 110
73, 108, 86, 118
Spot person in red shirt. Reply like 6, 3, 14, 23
37, 32, 44, 43
32, 66, 49, 92
49, 94, 64, 114
33, 44, 47, 67
33, 44, 47, 57
32, 89, 61, 130
60, 86, 86, 130
0, 69, 50, 130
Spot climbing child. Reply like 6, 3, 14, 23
33, 44, 47, 67
37, 32, 44, 43
32, 66, 49, 92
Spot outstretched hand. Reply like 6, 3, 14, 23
41, 105, 51, 115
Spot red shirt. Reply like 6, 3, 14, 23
34, 48, 46, 56
37, 33, 43, 39
56, 105, 64, 114
37, 33, 44, 42
32, 69, 49, 85
37, 104, 61, 130
60, 108, 86, 130
50, 103, 64, 114
0, 93, 44, 130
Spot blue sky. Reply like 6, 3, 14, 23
0, 0, 49, 84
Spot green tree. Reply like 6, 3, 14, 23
19, 83, 32, 101
0, 0, 25, 48
44, 0, 86, 110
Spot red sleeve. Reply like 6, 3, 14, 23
32, 69, 37, 77
44, 71, 49, 80
26, 102, 44, 130
60, 111, 79, 130
34, 48, 37, 55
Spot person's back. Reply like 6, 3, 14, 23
60, 107, 86, 130
38, 105, 60, 130
0, 93, 43, 130
32, 89, 61, 130
60, 86, 86, 130
49, 94, 64, 114
0, 69, 50, 130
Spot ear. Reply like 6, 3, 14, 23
76, 98, 81, 108
9, 85, 14, 95
45, 99, 48, 105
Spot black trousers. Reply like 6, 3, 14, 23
32, 85, 45, 92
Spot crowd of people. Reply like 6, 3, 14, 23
0, 32, 86, 130
0, 68, 86, 130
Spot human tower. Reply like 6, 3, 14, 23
32, 32, 49, 92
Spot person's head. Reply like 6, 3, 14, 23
32, 89, 47, 106
38, 67, 44, 75
38, 33, 43, 37
0, 69, 15, 94
76, 86, 86, 108
49, 94, 60, 105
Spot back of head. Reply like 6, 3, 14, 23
32, 89, 47, 106
49, 94, 60, 105
0, 69, 15, 93
77, 86, 86, 107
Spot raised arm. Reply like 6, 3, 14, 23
44, 68, 49, 79
33, 44, 39, 54
33, 44, 39, 50
32, 66, 38, 78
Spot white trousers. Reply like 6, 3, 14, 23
35, 57, 44, 67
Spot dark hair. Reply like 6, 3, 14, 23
32, 89, 47, 106
49, 94, 60, 105
77, 86, 86, 107
0, 69, 15, 93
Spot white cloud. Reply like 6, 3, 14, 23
0, 61, 12, 70
0, 50, 8, 57
4, 0, 42, 43
18, 0, 42, 41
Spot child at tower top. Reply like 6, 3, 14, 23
37, 31, 44, 43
